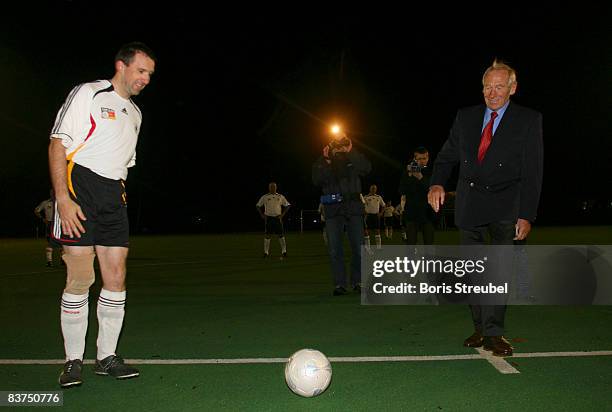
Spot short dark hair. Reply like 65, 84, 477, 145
414, 146, 428, 155
115, 42, 157, 65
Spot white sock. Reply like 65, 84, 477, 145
279, 237, 287, 253
365, 236, 371, 247
264, 238, 271, 254
46, 247, 53, 262
96, 289, 126, 361
376, 235, 382, 249
61, 292, 89, 361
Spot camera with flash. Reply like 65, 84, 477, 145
329, 135, 351, 150
407, 160, 425, 173
328, 124, 350, 150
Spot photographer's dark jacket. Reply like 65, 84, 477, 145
431, 101, 543, 228
398, 168, 435, 223
312, 149, 371, 218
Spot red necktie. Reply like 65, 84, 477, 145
477, 111, 498, 164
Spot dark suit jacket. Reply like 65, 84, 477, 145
430, 101, 543, 228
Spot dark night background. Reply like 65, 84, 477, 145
1, 5, 611, 236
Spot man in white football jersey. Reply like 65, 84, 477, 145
48, 42, 156, 387
363, 185, 385, 250
256, 182, 291, 258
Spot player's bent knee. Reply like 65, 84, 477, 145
63, 252, 96, 294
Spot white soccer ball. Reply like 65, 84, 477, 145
285, 348, 332, 397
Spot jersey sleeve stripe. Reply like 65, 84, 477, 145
92, 83, 114, 99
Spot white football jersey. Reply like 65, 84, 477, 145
364, 194, 385, 214
50, 80, 142, 180
256, 193, 290, 217
35, 199, 54, 221
383, 205, 395, 218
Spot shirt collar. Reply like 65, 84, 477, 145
485, 100, 510, 120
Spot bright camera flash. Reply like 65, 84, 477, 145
330, 125, 341, 135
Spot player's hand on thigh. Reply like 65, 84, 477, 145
57, 198, 87, 238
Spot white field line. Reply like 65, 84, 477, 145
475, 348, 520, 374
1, 260, 212, 277
1, 350, 611, 375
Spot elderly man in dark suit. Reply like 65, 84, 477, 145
428, 59, 543, 357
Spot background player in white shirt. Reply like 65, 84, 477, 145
34, 189, 63, 267
363, 184, 385, 250
382, 200, 395, 239
256, 182, 291, 258
48, 42, 155, 387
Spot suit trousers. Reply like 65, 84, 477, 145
405, 221, 434, 245
460, 221, 515, 336
325, 214, 364, 288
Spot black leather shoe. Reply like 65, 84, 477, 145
483, 336, 514, 357
463, 331, 484, 348
333, 286, 348, 296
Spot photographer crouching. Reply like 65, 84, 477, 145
312, 127, 372, 296
398, 146, 436, 245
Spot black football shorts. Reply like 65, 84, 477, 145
365, 213, 381, 230
264, 215, 284, 236
51, 163, 129, 247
